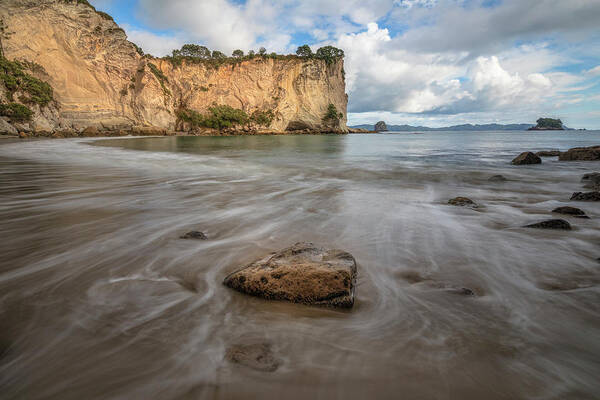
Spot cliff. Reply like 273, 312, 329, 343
0, 0, 348, 134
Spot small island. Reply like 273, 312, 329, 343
528, 118, 564, 131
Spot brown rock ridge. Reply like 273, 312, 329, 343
0, 0, 348, 135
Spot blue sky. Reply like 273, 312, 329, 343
91, 0, 600, 129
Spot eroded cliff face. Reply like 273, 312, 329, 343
0, 0, 348, 134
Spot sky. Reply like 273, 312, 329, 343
90, 0, 600, 129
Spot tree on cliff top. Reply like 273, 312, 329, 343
173, 44, 211, 59
296, 45, 313, 57
315, 46, 344, 64
232, 49, 244, 58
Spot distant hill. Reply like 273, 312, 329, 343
350, 123, 535, 131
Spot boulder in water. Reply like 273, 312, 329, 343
552, 206, 589, 218
448, 197, 477, 207
511, 152, 541, 165
524, 219, 572, 230
488, 175, 507, 182
225, 343, 281, 372
559, 146, 600, 161
180, 231, 208, 240
581, 172, 600, 189
570, 192, 600, 201
223, 242, 357, 308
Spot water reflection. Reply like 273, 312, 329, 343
0, 132, 599, 400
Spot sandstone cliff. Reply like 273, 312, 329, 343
0, 0, 348, 134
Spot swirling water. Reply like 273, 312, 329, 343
0, 131, 599, 399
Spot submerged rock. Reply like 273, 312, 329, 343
488, 175, 508, 182
180, 231, 208, 240
581, 172, 600, 189
524, 219, 572, 230
225, 343, 281, 372
511, 152, 541, 165
552, 206, 589, 218
535, 150, 560, 157
559, 146, 600, 161
570, 192, 600, 201
223, 242, 357, 308
448, 197, 477, 207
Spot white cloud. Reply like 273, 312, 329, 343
587, 65, 600, 76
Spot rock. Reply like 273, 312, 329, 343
18, 132, 28, 139
0, 118, 18, 135
570, 192, 600, 201
131, 126, 167, 136
511, 152, 541, 165
223, 242, 357, 308
448, 197, 477, 207
581, 173, 600, 189
559, 146, 600, 161
225, 343, 281, 372
535, 150, 560, 157
374, 121, 388, 132
81, 126, 100, 137
488, 175, 507, 182
451, 287, 476, 296
552, 206, 589, 218
524, 219, 572, 230
180, 231, 208, 240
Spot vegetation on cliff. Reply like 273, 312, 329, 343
0, 102, 33, 121
152, 42, 345, 70
0, 54, 54, 122
177, 105, 275, 130
322, 103, 344, 126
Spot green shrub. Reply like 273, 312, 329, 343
177, 105, 251, 130
322, 103, 341, 126
0, 56, 53, 106
147, 62, 171, 96
250, 109, 274, 126
133, 43, 144, 57
0, 102, 33, 121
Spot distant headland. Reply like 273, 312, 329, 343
351, 117, 584, 132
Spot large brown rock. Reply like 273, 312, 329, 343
559, 146, 600, 161
223, 242, 357, 308
512, 152, 541, 165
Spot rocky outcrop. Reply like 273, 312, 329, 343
223, 242, 357, 308
0, 0, 348, 134
448, 197, 477, 207
552, 206, 588, 218
571, 192, 600, 201
512, 152, 541, 165
535, 150, 560, 157
374, 121, 388, 132
559, 146, 600, 161
524, 219, 572, 230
